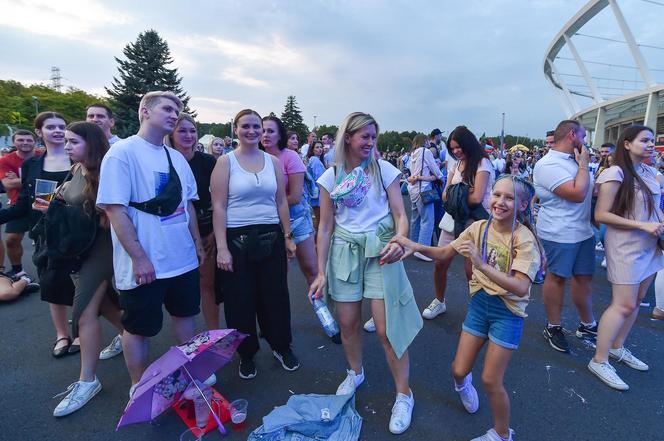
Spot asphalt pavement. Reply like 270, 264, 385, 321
1, 222, 663, 441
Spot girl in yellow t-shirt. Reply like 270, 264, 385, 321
388, 175, 543, 441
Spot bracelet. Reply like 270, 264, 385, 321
578, 165, 588, 170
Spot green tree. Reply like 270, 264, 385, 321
315, 125, 339, 140
106, 30, 193, 137
280, 95, 309, 144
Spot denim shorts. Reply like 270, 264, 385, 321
541, 236, 595, 278
462, 289, 524, 350
290, 203, 315, 245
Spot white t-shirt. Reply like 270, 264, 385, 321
492, 157, 506, 174
299, 143, 310, 159
407, 147, 443, 193
318, 160, 401, 233
533, 149, 594, 243
97, 135, 199, 290
449, 157, 495, 211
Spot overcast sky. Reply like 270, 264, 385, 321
1, 0, 661, 138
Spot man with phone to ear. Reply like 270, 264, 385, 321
533, 120, 597, 354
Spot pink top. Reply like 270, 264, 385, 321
275, 148, 306, 196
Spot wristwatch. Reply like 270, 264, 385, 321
284, 231, 294, 240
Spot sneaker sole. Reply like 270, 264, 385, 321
422, 308, 445, 320
53, 383, 102, 417
272, 351, 300, 371
575, 330, 597, 340
587, 364, 629, 391
99, 349, 123, 360
542, 330, 570, 353
239, 366, 256, 380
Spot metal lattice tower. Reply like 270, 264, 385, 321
50, 67, 62, 92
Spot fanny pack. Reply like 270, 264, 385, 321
330, 165, 373, 208
129, 148, 182, 216
231, 229, 279, 262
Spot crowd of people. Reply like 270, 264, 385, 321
1, 90, 663, 441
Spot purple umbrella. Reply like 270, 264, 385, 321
117, 329, 246, 434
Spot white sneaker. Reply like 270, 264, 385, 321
389, 390, 414, 435
454, 373, 479, 413
470, 428, 514, 441
363, 317, 376, 333
601, 258, 607, 268
609, 347, 649, 371
422, 298, 446, 319
99, 334, 123, 360
203, 373, 217, 386
129, 383, 138, 398
588, 359, 629, 391
53, 377, 102, 417
595, 242, 604, 251
336, 368, 364, 395
413, 252, 433, 262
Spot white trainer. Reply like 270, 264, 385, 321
336, 368, 364, 395
53, 377, 102, 417
413, 252, 433, 262
470, 428, 514, 441
455, 373, 479, 413
389, 390, 414, 435
363, 317, 376, 333
588, 359, 629, 391
609, 347, 649, 371
204, 373, 217, 386
422, 298, 446, 319
99, 334, 123, 360
601, 258, 607, 268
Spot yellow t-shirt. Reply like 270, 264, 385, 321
450, 220, 541, 317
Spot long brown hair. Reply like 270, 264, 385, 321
446, 126, 488, 185
611, 125, 654, 219
66, 122, 110, 215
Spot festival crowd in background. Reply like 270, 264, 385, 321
1, 91, 663, 441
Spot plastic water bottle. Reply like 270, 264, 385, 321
312, 296, 340, 337
184, 380, 212, 428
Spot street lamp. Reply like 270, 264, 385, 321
313, 115, 317, 130
32, 96, 39, 115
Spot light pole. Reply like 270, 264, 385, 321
313, 115, 317, 130
32, 96, 39, 115
499, 112, 505, 155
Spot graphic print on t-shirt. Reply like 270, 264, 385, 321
153, 171, 186, 225
486, 240, 510, 272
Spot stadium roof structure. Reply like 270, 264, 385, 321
544, 0, 664, 146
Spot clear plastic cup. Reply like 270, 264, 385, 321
229, 399, 248, 429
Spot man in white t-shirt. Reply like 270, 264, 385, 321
86, 103, 122, 145
492, 150, 506, 174
97, 91, 205, 392
533, 120, 596, 354
299, 131, 317, 159
322, 132, 335, 167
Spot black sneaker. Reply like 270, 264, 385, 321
239, 358, 256, 379
272, 349, 300, 371
543, 326, 570, 353
576, 323, 598, 341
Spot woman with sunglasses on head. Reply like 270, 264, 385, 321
44, 122, 124, 417
262, 116, 318, 286
0, 112, 77, 357
309, 112, 421, 435
167, 114, 220, 330
505, 151, 529, 180
211, 109, 297, 380
422, 126, 494, 320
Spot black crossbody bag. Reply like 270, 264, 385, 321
129, 148, 182, 216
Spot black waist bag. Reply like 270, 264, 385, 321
129, 148, 183, 216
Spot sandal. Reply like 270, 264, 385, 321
53, 337, 71, 358
68, 339, 81, 355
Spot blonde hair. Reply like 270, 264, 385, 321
164, 113, 196, 147
207, 137, 224, 155
411, 134, 428, 152
334, 112, 381, 185
138, 91, 183, 123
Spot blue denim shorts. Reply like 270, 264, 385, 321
541, 236, 596, 278
290, 203, 315, 245
462, 289, 524, 350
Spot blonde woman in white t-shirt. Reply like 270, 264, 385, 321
309, 112, 422, 435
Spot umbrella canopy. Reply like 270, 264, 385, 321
117, 329, 245, 430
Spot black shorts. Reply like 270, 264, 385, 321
5, 216, 31, 234
119, 269, 200, 337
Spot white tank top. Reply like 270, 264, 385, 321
226, 151, 280, 227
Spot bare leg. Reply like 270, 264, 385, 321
482, 342, 515, 439
171, 315, 196, 345
122, 331, 149, 385
451, 331, 486, 384
593, 283, 639, 363
50, 303, 70, 350
5, 232, 24, 268
295, 235, 318, 286
0, 279, 27, 301
371, 299, 410, 395
612, 275, 654, 349
571, 275, 594, 324
542, 272, 566, 325
99, 293, 123, 332
78, 282, 108, 382
336, 301, 363, 374
433, 257, 453, 302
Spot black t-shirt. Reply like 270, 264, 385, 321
187, 151, 216, 236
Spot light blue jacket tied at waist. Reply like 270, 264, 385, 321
326, 215, 423, 359
248, 393, 362, 441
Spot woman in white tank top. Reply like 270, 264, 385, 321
210, 109, 298, 380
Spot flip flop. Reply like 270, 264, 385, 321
53, 337, 71, 358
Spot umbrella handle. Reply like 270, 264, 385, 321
182, 366, 227, 435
